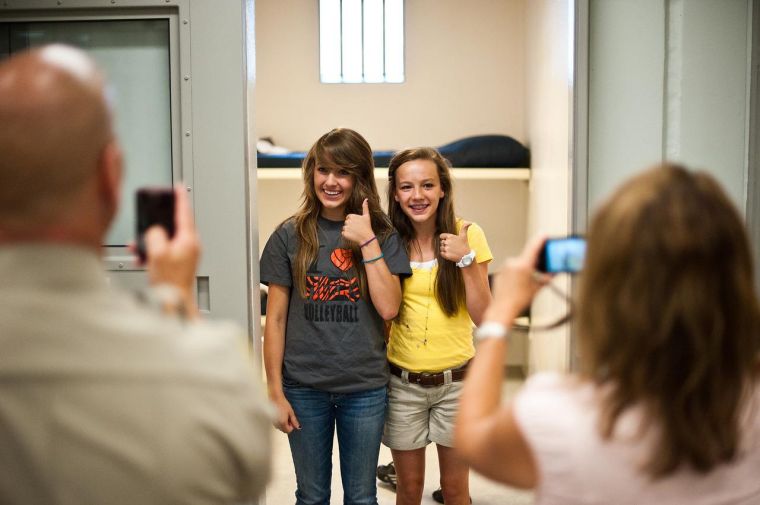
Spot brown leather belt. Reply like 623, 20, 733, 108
388, 361, 470, 388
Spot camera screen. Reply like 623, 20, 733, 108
545, 237, 586, 273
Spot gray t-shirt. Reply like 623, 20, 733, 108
260, 216, 411, 393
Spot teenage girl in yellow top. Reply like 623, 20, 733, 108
383, 147, 492, 505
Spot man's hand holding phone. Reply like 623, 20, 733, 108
136, 186, 200, 319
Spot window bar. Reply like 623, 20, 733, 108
360, 0, 365, 82
382, 0, 386, 81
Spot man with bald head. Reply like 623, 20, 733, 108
0, 45, 270, 504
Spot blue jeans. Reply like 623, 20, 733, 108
284, 384, 387, 505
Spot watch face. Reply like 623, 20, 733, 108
458, 251, 475, 267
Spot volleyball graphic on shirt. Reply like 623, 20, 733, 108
305, 275, 360, 303
330, 248, 354, 271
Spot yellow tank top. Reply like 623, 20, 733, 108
387, 221, 492, 371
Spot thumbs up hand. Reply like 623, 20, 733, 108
342, 198, 375, 245
440, 222, 472, 263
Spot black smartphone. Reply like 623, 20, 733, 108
537, 236, 586, 273
136, 187, 176, 262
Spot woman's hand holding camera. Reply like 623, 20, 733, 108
483, 235, 551, 326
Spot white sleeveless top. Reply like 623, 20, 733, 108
514, 373, 760, 505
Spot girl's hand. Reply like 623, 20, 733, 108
484, 235, 551, 324
342, 199, 375, 245
271, 396, 300, 434
440, 222, 472, 263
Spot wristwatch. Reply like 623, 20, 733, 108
474, 321, 510, 342
456, 249, 476, 268
138, 283, 188, 319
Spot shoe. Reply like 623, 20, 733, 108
432, 487, 444, 504
432, 487, 473, 504
376, 461, 397, 489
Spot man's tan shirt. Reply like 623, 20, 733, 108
0, 245, 270, 504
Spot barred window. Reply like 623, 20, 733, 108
319, 0, 404, 83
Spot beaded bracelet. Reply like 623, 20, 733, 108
360, 235, 378, 248
361, 252, 384, 264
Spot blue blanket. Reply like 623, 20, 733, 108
257, 135, 529, 169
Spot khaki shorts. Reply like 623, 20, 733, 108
382, 373, 463, 450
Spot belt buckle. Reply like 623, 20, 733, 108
417, 371, 435, 387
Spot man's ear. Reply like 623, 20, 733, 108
97, 139, 123, 222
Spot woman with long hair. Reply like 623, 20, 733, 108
456, 164, 760, 503
383, 147, 492, 505
260, 128, 411, 505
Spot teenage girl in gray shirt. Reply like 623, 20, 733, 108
260, 128, 411, 505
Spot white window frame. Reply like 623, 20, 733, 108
319, 0, 405, 84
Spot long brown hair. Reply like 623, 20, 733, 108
387, 147, 465, 316
289, 128, 393, 298
578, 163, 760, 477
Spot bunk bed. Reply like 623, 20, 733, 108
256, 134, 530, 169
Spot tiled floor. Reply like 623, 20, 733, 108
263, 379, 534, 505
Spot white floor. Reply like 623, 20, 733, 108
263, 379, 534, 505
